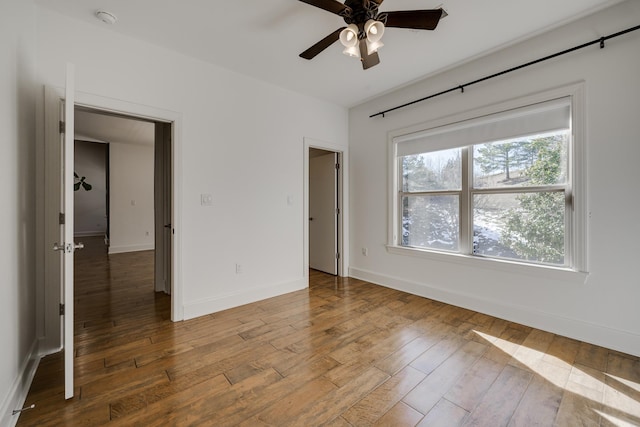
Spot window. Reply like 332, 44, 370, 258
391, 95, 584, 271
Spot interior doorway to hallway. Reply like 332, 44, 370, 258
41, 85, 183, 373
308, 147, 340, 276
73, 106, 173, 307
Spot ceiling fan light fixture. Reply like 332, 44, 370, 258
342, 44, 361, 58
366, 39, 384, 55
339, 24, 359, 48
296, 0, 445, 70
364, 19, 385, 43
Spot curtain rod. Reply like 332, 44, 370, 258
370, 24, 640, 118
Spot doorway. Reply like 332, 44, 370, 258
304, 138, 347, 283
73, 106, 172, 296
40, 86, 182, 357
309, 148, 339, 275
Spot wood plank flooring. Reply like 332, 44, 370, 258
17, 237, 640, 426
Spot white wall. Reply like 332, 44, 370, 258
0, 0, 38, 425
349, 1, 640, 357
109, 142, 155, 254
35, 7, 348, 322
74, 140, 107, 237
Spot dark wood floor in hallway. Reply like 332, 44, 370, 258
18, 237, 640, 426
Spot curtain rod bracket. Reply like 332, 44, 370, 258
459, 85, 465, 93
600, 37, 605, 48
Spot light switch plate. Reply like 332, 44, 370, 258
201, 194, 213, 206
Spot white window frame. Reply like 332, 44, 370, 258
387, 84, 588, 282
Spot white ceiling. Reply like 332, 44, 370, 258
36, 0, 623, 107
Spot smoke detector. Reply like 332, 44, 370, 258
95, 10, 117, 25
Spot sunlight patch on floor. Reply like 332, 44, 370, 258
473, 330, 640, 424
606, 373, 640, 393
595, 410, 637, 427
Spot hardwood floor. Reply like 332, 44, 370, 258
18, 237, 640, 426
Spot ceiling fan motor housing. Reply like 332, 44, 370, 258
342, 0, 385, 38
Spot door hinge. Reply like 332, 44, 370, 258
336, 208, 340, 215
59, 121, 65, 134
59, 212, 65, 225
336, 252, 340, 260
335, 163, 340, 170
59, 303, 65, 316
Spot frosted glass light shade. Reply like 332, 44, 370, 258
366, 39, 384, 54
364, 19, 384, 42
339, 24, 359, 48
343, 44, 361, 58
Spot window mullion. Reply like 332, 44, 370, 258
460, 147, 471, 254
471, 185, 566, 195
399, 190, 463, 197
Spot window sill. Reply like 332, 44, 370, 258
385, 245, 588, 284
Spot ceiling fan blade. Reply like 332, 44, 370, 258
300, 27, 346, 60
359, 39, 380, 70
384, 9, 444, 30
297, 0, 350, 16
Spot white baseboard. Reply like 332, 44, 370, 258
183, 278, 306, 320
108, 243, 154, 254
0, 340, 41, 427
349, 267, 640, 358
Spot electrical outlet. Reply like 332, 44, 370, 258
235, 263, 242, 274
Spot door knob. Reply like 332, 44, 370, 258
53, 242, 84, 252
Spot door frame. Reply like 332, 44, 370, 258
308, 149, 338, 275
303, 137, 348, 285
40, 86, 184, 353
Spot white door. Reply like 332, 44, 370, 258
53, 63, 79, 399
309, 151, 338, 275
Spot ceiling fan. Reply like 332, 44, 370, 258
298, 0, 446, 70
